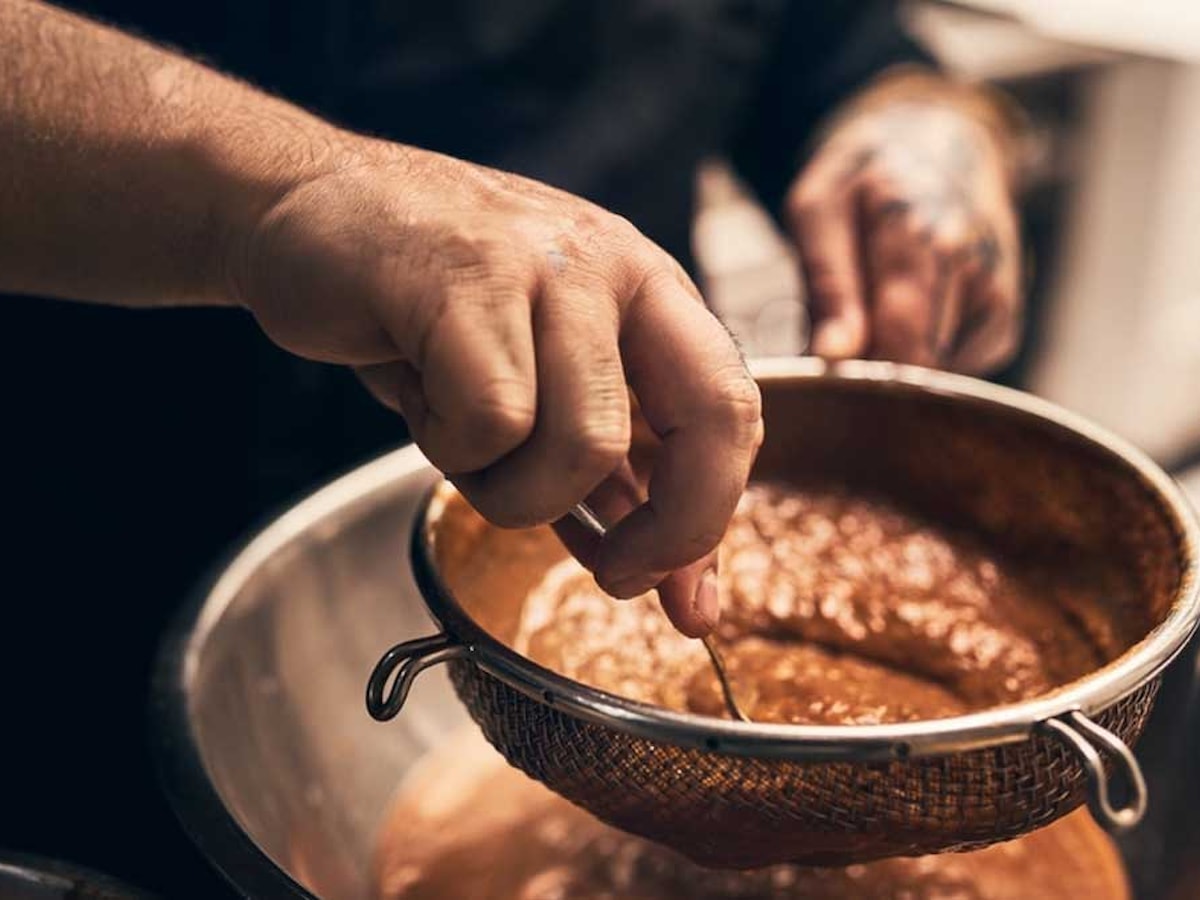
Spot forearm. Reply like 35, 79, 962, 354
0, 0, 350, 306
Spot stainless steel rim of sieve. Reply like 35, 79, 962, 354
366, 359, 1200, 835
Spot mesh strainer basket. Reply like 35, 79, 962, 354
367, 360, 1200, 868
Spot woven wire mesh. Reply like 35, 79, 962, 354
449, 658, 1159, 868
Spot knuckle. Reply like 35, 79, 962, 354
555, 365, 631, 486
928, 218, 971, 257
435, 228, 527, 289
580, 217, 652, 295
464, 377, 536, 459
605, 212, 643, 240
902, 208, 934, 238
447, 277, 529, 319
564, 414, 630, 482
617, 247, 672, 303
593, 213, 643, 255
435, 232, 491, 280
708, 367, 764, 442
623, 232, 666, 271
645, 242, 694, 288
571, 204, 613, 237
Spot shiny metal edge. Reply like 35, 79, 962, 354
151, 445, 436, 900
411, 359, 1200, 761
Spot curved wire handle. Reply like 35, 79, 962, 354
1042, 709, 1148, 831
366, 633, 466, 721
569, 502, 749, 723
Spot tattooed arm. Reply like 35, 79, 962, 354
786, 68, 1024, 373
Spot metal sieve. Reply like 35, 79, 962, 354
366, 360, 1200, 868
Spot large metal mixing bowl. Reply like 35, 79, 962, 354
153, 445, 456, 900
153, 360, 1200, 899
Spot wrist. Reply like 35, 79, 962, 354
192, 104, 371, 310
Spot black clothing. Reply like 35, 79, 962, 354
0, 3, 924, 895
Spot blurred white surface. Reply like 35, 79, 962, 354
1181, 466, 1200, 507
958, 0, 1200, 63
897, 5, 1200, 462
1029, 60, 1200, 462
692, 162, 806, 358
694, 4, 1200, 465
906, 3, 1118, 80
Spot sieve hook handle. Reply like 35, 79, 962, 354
366, 633, 467, 721
1042, 709, 1147, 832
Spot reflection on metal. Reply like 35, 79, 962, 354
153, 360, 1200, 895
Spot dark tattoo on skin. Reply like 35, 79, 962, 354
974, 230, 1000, 274
926, 256, 952, 357
839, 146, 878, 183
837, 104, 1004, 273
876, 198, 911, 221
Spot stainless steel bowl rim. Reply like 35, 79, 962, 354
402, 358, 1200, 761
153, 445, 444, 900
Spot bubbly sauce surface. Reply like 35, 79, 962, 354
375, 483, 1135, 897
516, 483, 1116, 723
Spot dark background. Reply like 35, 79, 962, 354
0, 303, 404, 899
1, 3, 404, 895
2, 3, 406, 877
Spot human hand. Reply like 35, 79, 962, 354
786, 73, 1023, 373
231, 141, 762, 636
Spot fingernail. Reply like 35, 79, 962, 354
812, 321, 857, 359
693, 568, 720, 632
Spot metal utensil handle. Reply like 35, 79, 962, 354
366, 633, 466, 721
570, 503, 749, 723
1042, 709, 1148, 831
569, 501, 607, 539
